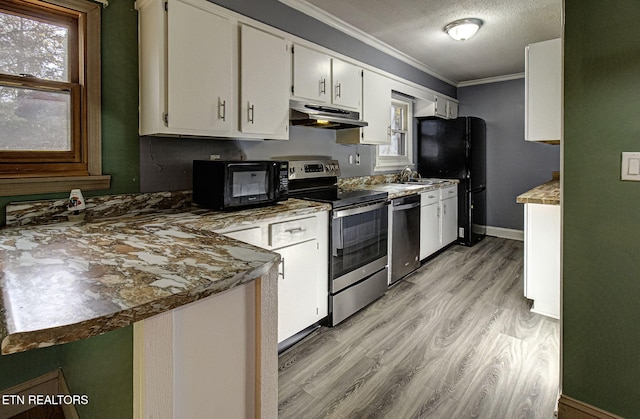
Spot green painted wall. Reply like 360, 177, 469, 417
563, 1, 640, 416
0, 0, 139, 417
0, 0, 140, 223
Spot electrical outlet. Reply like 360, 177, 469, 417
355, 154, 361, 165
210, 154, 221, 160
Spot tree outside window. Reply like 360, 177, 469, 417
0, 10, 74, 154
0, 0, 105, 187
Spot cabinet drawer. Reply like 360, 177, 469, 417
269, 216, 317, 247
441, 185, 458, 199
421, 190, 440, 206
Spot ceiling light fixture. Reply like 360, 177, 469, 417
444, 18, 483, 41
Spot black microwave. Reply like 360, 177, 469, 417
192, 160, 289, 210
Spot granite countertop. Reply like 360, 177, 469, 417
339, 176, 459, 199
516, 179, 561, 205
0, 195, 330, 355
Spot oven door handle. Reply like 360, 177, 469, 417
393, 201, 420, 211
333, 201, 389, 219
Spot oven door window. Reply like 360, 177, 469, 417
332, 205, 388, 279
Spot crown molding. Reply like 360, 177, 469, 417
457, 73, 525, 87
277, 0, 458, 87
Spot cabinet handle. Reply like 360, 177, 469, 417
428, 195, 435, 199
335, 82, 341, 98
248, 103, 255, 124
387, 126, 392, 136
285, 227, 305, 234
218, 98, 226, 121
443, 203, 447, 214
320, 78, 326, 95
279, 257, 285, 279
437, 206, 441, 217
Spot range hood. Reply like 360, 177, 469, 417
289, 100, 368, 130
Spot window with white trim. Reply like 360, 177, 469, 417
0, 0, 108, 196
375, 94, 413, 171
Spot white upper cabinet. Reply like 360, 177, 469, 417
291, 45, 331, 103
361, 70, 392, 144
434, 96, 448, 118
240, 24, 290, 139
166, 0, 233, 135
137, 0, 289, 140
447, 100, 459, 119
331, 58, 362, 110
291, 44, 361, 111
337, 69, 391, 145
414, 94, 458, 120
525, 38, 562, 142
139, 0, 234, 136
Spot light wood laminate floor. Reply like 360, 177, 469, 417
278, 237, 559, 418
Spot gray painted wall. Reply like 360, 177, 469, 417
457, 78, 560, 230
140, 128, 376, 192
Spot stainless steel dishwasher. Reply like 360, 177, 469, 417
390, 194, 421, 285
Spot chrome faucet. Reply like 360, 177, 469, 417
399, 166, 414, 182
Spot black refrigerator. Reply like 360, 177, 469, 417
417, 116, 486, 246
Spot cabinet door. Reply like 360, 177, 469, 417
433, 96, 448, 118
292, 44, 331, 103
331, 59, 361, 110
360, 70, 392, 145
525, 38, 562, 142
524, 203, 560, 318
420, 202, 441, 259
240, 25, 289, 138
441, 196, 458, 246
276, 239, 322, 342
447, 101, 459, 119
167, 0, 233, 135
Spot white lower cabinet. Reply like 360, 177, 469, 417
134, 277, 278, 418
441, 193, 458, 246
217, 211, 329, 343
420, 185, 458, 260
523, 203, 560, 319
420, 191, 440, 260
276, 239, 322, 341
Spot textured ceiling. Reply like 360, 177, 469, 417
289, 0, 562, 84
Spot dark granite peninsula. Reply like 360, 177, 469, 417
0, 190, 330, 418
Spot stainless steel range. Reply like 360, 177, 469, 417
286, 159, 389, 325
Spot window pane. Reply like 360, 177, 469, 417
379, 132, 406, 157
0, 12, 69, 82
390, 105, 405, 130
0, 85, 71, 151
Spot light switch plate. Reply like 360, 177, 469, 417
621, 152, 640, 181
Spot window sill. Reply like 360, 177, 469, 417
0, 175, 111, 197
374, 160, 414, 173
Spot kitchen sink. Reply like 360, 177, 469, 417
386, 183, 426, 190
396, 178, 448, 185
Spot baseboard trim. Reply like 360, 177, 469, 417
558, 394, 623, 419
485, 226, 524, 241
